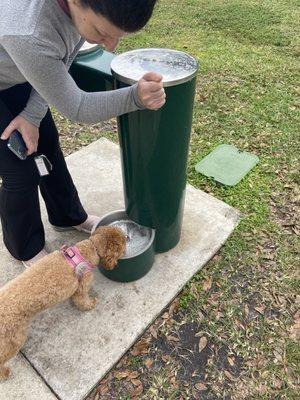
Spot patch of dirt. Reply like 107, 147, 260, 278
86, 295, 244, 400
269, 180, 300, 236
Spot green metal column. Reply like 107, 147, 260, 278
116, 77, 197, 252
71, 46, 198, 254
70, 47, 115, 91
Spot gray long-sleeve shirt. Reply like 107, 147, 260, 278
0, 0, 143, 127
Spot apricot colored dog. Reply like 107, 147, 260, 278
0, 226, 125, 381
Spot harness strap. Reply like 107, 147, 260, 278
61, 245, 93, 280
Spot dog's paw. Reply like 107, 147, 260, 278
85, 297, 97, 310
76, 296, 97, 311
0, 366, 11, 381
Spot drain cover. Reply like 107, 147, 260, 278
195, 144, 259, 186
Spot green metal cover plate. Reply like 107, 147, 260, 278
195, 144, 259, 186
74, 49, 115, 77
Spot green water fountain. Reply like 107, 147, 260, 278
71, 44, 198, 282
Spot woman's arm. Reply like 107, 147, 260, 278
1, 34, 144, 124
19, 38, 86, 128
20, 88, 48, 127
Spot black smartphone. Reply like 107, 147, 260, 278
7, 131, 28, 160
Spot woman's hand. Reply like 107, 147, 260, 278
137, 72, 166, 110
1, 115, 39, 155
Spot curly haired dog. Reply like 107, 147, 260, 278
0, 226, 126, 381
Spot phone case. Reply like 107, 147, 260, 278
7, 131, 27, 160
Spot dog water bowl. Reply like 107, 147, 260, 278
96, 210, 155, 282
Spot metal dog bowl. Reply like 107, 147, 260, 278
96, 210, 155, 282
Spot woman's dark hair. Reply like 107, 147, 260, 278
79, 0, 157, 32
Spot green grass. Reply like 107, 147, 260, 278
195, 1, 291, 46
57, 0, 299, 398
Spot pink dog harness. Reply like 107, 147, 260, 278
61, 245, 93, 280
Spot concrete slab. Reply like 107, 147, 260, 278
0, 354, 57, 400
0, 138, 240, 400
0, 246, 58, 400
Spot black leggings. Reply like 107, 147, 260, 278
0, 83, 87, 260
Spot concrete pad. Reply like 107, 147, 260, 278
0, 248, 58, 400
0, 138, 240, 400
0, 354, 57, 400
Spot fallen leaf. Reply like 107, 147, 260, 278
198, 311, 205, 322
149, 326, 158, 339
274, 350, 283, 363
245, 304, 249, 317
195, 382, 207, 391
167, 335, 180, 342
99, 377, 109, 386
114, 370, 130, 379
203, 277, 212, 292
254, 305, 266, 315
227, 356, 235, 366
285, 366, 295, 379
215, 310, 223, 321
131, 378, 142, 386
198, 336, 208, 353
210, 293, 220, 302
236, 320, 246, 330
98, 385, 109, 394
169, 299, 180, 316
131, 339, 149, 356
116, 360, 124, 369
170, 376, 177, 386
144, 358, 153, 368
128, 371, 140, 379
224, 370, 235, 381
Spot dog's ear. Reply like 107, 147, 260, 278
101, 236, 126, 270
102, 252, 119, 270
